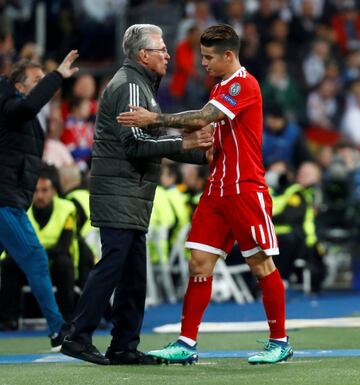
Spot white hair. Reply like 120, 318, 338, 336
122, 24, 163, 60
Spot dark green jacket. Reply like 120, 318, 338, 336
90, 59, 205, 231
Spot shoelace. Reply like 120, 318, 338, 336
254, 339, 284, 355
164, 342, 178, 349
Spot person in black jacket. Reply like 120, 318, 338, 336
61, 24, 212, 366
0, 164, 77, 325
0, 50, 79, 350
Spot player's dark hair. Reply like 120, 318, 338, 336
200, 24, 240, 55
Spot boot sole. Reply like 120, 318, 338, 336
157, 355, 199, 366
248, 350, 294, 365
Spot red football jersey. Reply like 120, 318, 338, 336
204, 67, 267, 197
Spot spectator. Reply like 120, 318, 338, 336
60, 165, 97, 288
331, 0, 360, 55
307, 77, 341, 130
251, 0, 278, 44
221, 0, 246, 38
343, 49, 360, 83
302, 39, 332, 88
61, 96, 94, 169
169, 25, 209, 110
177, 0, 218, 41
289, 0, 321, 49
43, 103, 75, 169
0, 31, 14, 76
240, 21, 262, 80
62, 73, 98, 122
263, 104, 313, 169
262, 59, 304, 121
342, 79, 360, 146
160, 162, 191, 248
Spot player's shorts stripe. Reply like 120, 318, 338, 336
268, 219, 278, 248
257, 192, 274, 249
251, 225, 257, 243
259, 224, 266, 244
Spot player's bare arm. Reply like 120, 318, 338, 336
116, 103, 225, 131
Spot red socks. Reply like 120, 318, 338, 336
180, 270, 285, 341
258, 269, 286, 339
180, 276, 213, 341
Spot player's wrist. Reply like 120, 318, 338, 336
153, 112, 161, 125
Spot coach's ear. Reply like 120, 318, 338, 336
138, 49, 150, 65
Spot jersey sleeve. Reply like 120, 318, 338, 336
209, 78, 258, 120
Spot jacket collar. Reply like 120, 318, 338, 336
122, 58, 161, 94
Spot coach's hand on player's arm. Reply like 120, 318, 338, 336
56, 50, 80, 78
117, 105, 156, 127
182, 124, 213, 150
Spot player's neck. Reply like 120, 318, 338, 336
221, 63, 242, 82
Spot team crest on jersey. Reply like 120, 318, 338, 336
229, 82, 241, 96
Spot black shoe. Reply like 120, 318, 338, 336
105, 349, 162, 365
61, 337, 110, 365
49, 323, 71, 352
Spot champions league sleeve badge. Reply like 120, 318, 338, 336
229, 82, 241, 96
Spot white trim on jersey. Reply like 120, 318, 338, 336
207, 165, 217, 196
220, 66, 247, 86
185, 241, 228, 259
219, 123, 226, 197
209, 99, 235, 120
241, 246, 279, 258
228, 118, 240, 194
128, 83, 182, 144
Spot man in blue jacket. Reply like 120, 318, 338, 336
0, 50, 79, 350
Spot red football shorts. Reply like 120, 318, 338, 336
185, 191, 279, 258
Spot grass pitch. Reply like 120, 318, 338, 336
1, 328, 360, 385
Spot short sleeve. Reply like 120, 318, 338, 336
209, 79, 258, 120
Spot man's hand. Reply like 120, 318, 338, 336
57, 50, 79, 79
117, 105, 157, 127
182, 125, 213, 150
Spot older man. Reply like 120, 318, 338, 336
61, 24, 212, 365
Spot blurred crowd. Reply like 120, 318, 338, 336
1, 0, 360, 326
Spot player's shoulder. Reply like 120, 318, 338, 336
219, 67, 259, 95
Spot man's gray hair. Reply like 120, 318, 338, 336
122, 24, 163, 60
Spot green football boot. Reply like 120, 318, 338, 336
147, 340, 198, 365
248, 338, 293, 365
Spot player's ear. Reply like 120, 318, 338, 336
224, 51, 232, 61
